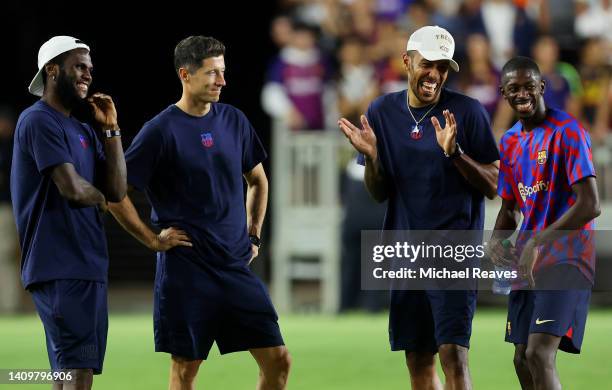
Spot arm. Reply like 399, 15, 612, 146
519, 177, 600, 286
88, 93, 127, 202
108, 192, 192, 251
338, 115, 388, 202
243, 163, 268, 262
432, 110, 499, 199
488, 198, 521, 267
452, 156, 499, 200
51, 163, 106, 206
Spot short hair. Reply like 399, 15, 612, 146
41, 51, 71, 87
501, 56, 541, 84
174, 36, 225, 75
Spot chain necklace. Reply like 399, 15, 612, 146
407, 101, 438, 139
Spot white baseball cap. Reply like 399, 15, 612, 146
406, 26, 459, 72
28, 36, 90, 97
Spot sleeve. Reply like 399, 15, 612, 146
497, 135, 516, 200
88, 124, 106, 164
20, 111, 73, 174
125, 121, 163, 191
462, 100, 500, 164
562, 120, 596, 185
241, 112, 268, 173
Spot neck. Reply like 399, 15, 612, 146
520, 101, 548, 131
407, 87, 440, 108
176, 94, 211, 117
41, 92, 71, 117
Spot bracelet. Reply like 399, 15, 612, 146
104, 129, 121, 139
249, 234, 261, 248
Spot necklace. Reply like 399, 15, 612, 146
407, 101, 438, 139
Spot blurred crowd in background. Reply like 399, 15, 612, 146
261, 0, 611, 142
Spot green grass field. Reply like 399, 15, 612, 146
0, 309, 610, 389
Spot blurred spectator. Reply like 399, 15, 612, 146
532, 35, 583, 117
452, 33, 514, 139
262, 22, 334, 131
575, 0, 612, 64
397, 0, 432, 34
579, 37, 612, 143
533, 0, 580, 62
0, 107, 19, 313
271, 15, 294, 50
481, 0, 537, 69
336, 38, 379, 125
376, 28, 410, 93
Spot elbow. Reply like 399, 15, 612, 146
591, 203, 601, 221
106, 185, 127, 203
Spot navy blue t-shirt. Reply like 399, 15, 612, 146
125, 103, 267, 267
362, 89, 499, 230
10, 100, 108, 289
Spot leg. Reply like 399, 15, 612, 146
513, 344, 534, 390
525, 333, 562, 390
438, 344, 471, 390
168, 355, 203, 390
250, 346, 291, 390
60, 369, 93, 390
405, 351, 443, 390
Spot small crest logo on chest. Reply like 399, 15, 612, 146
537, 150, 547, 165
201, 132, 214, 148
78, 134, 89, 149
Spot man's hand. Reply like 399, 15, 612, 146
150, 227, 192, 252
431, 109, 457, 156
338, 115, 378, 161
487, 238, 518, 267
88, 93, 119, 130
249, 244, 259, 264
518, 238, 539, 288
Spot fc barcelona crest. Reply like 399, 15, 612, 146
201, 132, 214, 148
537, 150, 547, 165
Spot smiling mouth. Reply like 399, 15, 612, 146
76, 81, 89, 93
515, 101, 533, 113
420, 80, 438, 95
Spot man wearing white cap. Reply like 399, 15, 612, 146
339, 26, 499, 389
11, 35, 126, 389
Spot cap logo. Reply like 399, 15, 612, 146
439, 45, 449, 53
435, 34, 452, 43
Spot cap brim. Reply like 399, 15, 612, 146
419, 50, 460, 72
28, 68, 45, 97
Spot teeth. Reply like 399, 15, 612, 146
422, 81, 437, 93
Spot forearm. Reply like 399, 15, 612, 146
492, 202, 520, 239
51, 163, 106, 206
246, 180, 268, 237
452, 155, 499, 199
102, 137, 127, 202
364, 156, 388, 202
533, 196, 600, 245
108, 195, 158, 249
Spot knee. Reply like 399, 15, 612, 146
405, 352, 436, 377
438, 344, 469, 374
273, 349, 292, 376
172, 357, 202, 383
525, 346, 554, 370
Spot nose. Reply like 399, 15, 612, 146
82, 68, 92, 82
216, 73, 226, 86
516, 87, 529, 98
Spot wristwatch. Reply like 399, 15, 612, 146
444, 142, 463, 159
104, 129, 121, 139
249, 234, 261, 248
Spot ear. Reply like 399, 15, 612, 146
540, 79, 546, 94
44, 63, 58, 80
178, 67, 190, 82
401, 52, 410, 71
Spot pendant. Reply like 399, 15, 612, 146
410, 124, 423, 140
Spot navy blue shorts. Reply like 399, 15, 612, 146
30, 280, 108, 374
389, 290, 477, 353
154, 253, 284, 360
505, 266, 591, 354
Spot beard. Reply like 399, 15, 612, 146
55, 69, 87, 110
